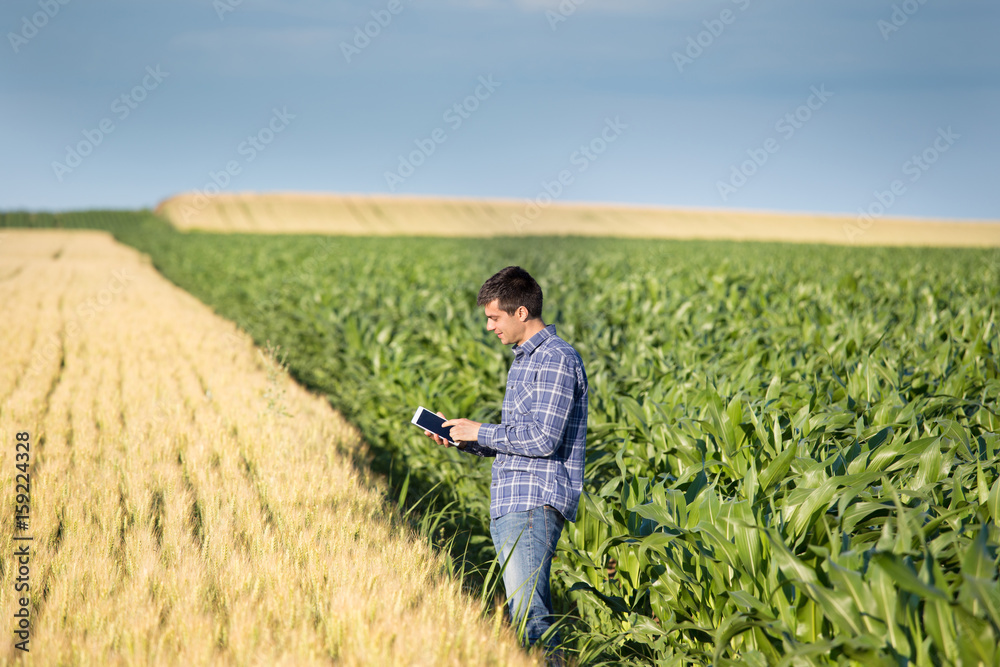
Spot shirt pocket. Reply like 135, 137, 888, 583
511, 381, 534, 418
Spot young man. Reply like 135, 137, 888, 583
425, 266, 588, 658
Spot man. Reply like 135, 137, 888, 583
424, 266, 588, 659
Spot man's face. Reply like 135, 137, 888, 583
484, 299, 524, 346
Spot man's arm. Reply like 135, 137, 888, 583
456, 441, 496, 458
477, 352, 579, 458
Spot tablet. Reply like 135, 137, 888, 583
411, 406, 455, 444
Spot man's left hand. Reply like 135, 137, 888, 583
441, 418, 482, 444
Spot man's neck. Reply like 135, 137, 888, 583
516, 320, 547, 347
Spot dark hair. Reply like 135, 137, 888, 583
477, 266, 543, 318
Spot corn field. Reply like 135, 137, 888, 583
2, 210, 998, 665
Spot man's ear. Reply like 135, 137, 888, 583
518, 306, 528, 322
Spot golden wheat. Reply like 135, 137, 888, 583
0, 230, 539, 666
154, 191, 1000, 247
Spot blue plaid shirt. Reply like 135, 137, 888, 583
462, 324, 588, 522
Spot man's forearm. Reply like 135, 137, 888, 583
458, 440, 496, 457
477, 420, 563, 458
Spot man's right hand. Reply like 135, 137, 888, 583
424, 411, 463, 448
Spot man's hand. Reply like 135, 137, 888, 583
441, 417, 482, 445
422, 411, 480, 449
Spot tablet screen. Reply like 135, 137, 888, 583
411, 407, 454, 443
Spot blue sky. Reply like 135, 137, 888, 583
2, 0, 998, 220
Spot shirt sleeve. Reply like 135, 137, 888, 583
457, 440, 496, 458
477, 351, 578, 457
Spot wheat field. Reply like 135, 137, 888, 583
0, 229, 538, 666
156, 191, 1000, 247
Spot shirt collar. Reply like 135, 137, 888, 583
513, 324, 556, 357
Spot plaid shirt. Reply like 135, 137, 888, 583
462, 324, 588, 522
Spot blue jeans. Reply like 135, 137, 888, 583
490, 505, 564, 651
